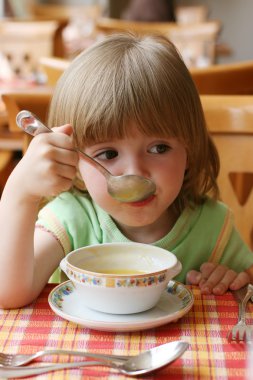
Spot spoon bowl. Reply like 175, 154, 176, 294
0, 341, 189, 378
16, 110, 156, 203
119, 340, 189, 376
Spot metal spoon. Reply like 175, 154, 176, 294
0, 341, 189, 378
16, 110, 156, 203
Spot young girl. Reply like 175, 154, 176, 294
0, 33, 252, 308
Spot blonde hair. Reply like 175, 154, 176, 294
48, 33, 219, 212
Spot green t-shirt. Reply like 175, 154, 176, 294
36, 192, 253, 283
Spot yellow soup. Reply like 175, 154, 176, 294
94, 269, 147, 275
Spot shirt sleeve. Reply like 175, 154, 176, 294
219, 224, 253, 272
36, 191, 103, 255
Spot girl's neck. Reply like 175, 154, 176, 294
115, 208, 179, 243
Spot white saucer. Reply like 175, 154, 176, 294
48, 280, 194, 332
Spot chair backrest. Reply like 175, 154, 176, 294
2, 91, 52, 152
39, 57, 70, 86
175, 5, 209, 24
201, 95, 253, 249
95, 18, 221, 68
0, 19, 58, 78
168, 21, 220, 68
96, 17, 176, 35
31, 3, 102, 21
191, 60, 253, 95
31, 3, 103, 59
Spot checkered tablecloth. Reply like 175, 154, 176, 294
0, 284, 252, 380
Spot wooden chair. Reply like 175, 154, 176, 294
0, 90, 52, 202
31, 3, 102, 21
95, 18, 221, 67
175, 5, 209, 24
201, 95, 253, 249
96, 17, 217, 35
1, 91, 53, 153
0, 19, 59, 78
39, 57, 70, 86
0, 98, 23, 194
191, 60, 253, 95
168, 21, 220, 68
31, 2, 103, 58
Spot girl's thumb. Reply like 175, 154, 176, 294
52, 124, 73, 136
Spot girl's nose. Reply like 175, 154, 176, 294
123, 157, 150, 178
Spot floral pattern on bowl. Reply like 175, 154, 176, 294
65, 267, 167, 288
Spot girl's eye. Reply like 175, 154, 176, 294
149, 144, 170, 154
96, 150, 118, 160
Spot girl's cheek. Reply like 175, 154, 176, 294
79, 164, 108, 195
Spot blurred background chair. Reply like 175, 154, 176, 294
169, 21, 220, 68
95, 17, 175, 35
0, 88, 54, 206
0, 19, 58, 80
0, 150, 16, 196
0, 112, 22, 196
31, 2, 102, 21
39, 56, 70, 86
191, 60, 253, 95
175, 5, 209, 24
30, 2, 103, 58
201, 95, 253, 249
95, 18, 221, 68
1, 91, 52, 153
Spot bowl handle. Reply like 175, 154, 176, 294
60, 257, 68, 274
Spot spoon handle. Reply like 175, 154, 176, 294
0, 361, 111, 378
16, 110, 51, 136
16, 110, 111, 177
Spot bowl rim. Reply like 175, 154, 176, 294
65, 263, 169, 278
63, 242, 178, 278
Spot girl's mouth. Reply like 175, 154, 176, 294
125, 194, 156, 207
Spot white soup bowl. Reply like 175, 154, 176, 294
60, 242, 182, 314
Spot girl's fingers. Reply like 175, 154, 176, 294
187, 262, 250, 296
34, 129, 75, 151
212, 270, 238, 295
49, 147, 79, 167
229, 271, 250, 291
51, 124, 73, 136
200, 265, 228, 294
198, 262, 217, 288
186, 263, 219, 286
56, 163, 77, 180
186, 270, 202, 285
27, 135, 79, 168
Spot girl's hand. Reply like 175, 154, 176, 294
10, 124, 79, 202
186, 262, 250, 295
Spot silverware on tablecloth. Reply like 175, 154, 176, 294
227, 284, 253, 342
0, 341, 189, 378
0, 348, 130, 367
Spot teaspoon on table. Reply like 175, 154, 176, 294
16, 110, 156, 203
0, 340, 189, 378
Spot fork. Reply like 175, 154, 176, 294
0, 349, 130, 367
227, 284, 253, 342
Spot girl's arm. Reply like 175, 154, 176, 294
0, 125, 78, 308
